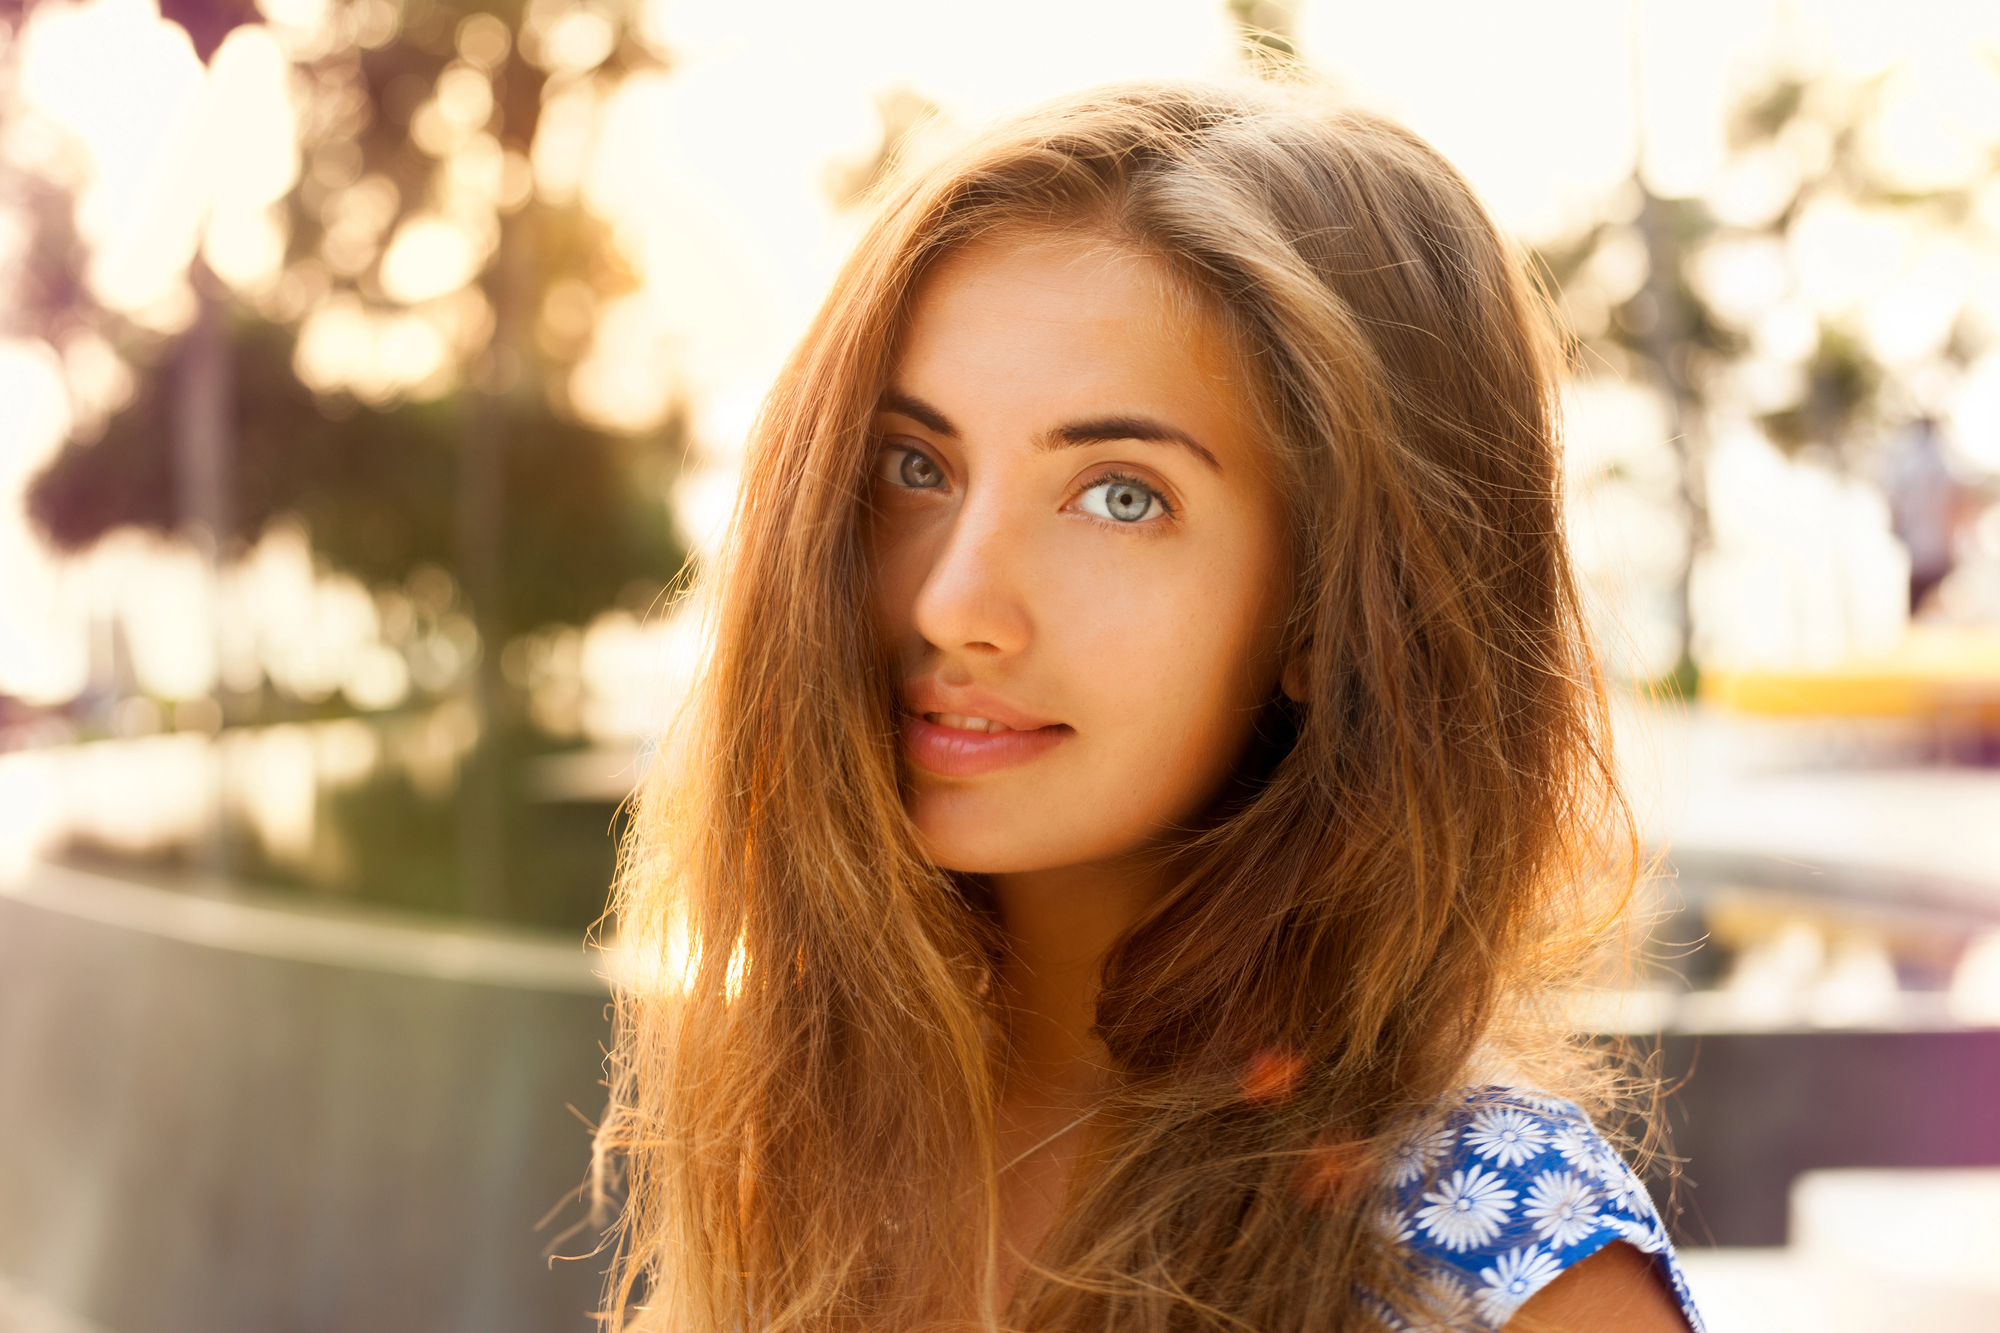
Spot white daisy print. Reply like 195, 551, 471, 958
1414, 1164, 1517, 1252
1547, 1121, 1601, 1178
1524, 1170, 1601, 1248
1598, 1160, 1649, 1214
1515, 1091, 1580, 1117
1608, 1211, 1669, 1254
1590, 1136, 1630, 1181
1389, 1123, 1459, 1186
1382, 1091, 1705, 1333
1464, 1107, 1549, 1168
1475, 1245, 1566, 1323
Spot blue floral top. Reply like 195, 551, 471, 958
1377, 1088, 1705, 1331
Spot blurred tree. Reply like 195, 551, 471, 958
1757, 324, 1881, 455
1536, 186, 1740, 696
11, 0, 687, 922
30, 319, 680, 637
28, 0, 685, 639
1534, 56, 1998, 690
1711, 75, 1941, 464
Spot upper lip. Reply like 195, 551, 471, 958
899, 681, 1064, 732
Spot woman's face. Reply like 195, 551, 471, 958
868, 233, 1294, 876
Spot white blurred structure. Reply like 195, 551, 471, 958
0, 707, 478, 884
1694, 427, 1912, 670
0, 523, 480, 716
1950, 930, 2000, 1025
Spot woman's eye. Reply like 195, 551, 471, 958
1078, 477, 1167, 523
880, 446, 945, 490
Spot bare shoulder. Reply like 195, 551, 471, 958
1502, 1241, 1690, 1333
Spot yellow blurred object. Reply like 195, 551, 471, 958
1701, 626, 2000, 717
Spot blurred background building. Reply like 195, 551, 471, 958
0, 1, 1996, 1330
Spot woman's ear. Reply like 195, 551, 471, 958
1280, 641, 1312, 703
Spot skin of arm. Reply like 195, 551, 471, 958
1503, 1241, 1691, 1332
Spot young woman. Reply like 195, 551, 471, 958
597, 80, 1705, 1333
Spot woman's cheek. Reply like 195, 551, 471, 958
1057, 572, 1250, 785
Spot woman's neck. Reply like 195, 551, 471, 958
984, 856, 1168, 1302
988, 856, 1165, 1093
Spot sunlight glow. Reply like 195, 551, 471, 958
19, 4, 297, 313
606, 907, 696, 997
724, 933, 748, 1002
293, 293, 458, 402
1951, 352, 2000, 473
4, 0, 2000, 727
0, 341, 86, 705
378, 215, 485, 305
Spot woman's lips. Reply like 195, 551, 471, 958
901, 712, 1071, 777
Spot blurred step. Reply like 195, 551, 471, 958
1680, 1168, 2000, 1333
1791, 1167, 2000, 1332
1676, 1249, 1828, 1333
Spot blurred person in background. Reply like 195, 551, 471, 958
1880, 417, 1959, 609
595, 80, 1697, 1333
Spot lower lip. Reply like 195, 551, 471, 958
901, 714, 1071, 777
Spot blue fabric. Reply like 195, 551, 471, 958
1377, 1087, 1705, 1331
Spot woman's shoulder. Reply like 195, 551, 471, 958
1377, 1086, 1706, 1332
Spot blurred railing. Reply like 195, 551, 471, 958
0, 862, 610, 1333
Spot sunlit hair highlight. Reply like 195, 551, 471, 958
595, 78, 1639, 1333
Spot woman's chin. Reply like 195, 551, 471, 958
906, 800, 1144, 877
910, 827, 1056, 876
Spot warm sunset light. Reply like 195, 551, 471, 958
6, 0, 1999, 708
2, 4, 1998, 1331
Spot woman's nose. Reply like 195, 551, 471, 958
908, 492, 1033, 658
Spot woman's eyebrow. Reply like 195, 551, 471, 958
878, 389, 958, 438
877, 392, 1221, 472
1042, 416, 1221, 471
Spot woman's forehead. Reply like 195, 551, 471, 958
894, 236, 1247, 405
914, 229, 1207, 328
883, 233, 1281, 488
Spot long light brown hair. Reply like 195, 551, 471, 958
595, 79, 1637, 1333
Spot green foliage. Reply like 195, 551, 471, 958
27, 317, 685, 645
1729, 77, 1807, 149
1757, 324, 1882, 456
315, 733, 628, 929
5, 0, 695, 924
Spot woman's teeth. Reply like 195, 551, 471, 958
927, 713, 1012, 734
